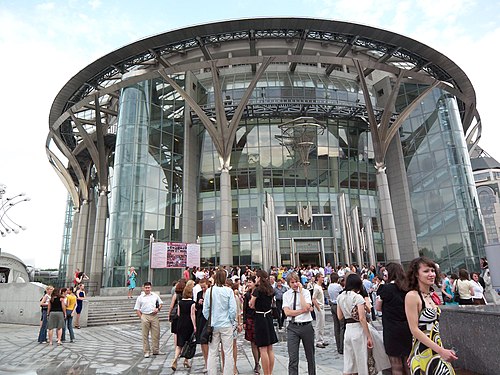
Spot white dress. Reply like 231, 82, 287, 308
337, 291, 390, 375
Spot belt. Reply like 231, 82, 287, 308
289, 321, 312, 326
255, 309, 272, 317
345, 318, 359, 324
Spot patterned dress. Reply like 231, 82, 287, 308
409, 292, 455, 375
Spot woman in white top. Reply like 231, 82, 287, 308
452, 269, 474, 305
337, 273, 390, 375
470, 272, 486, 305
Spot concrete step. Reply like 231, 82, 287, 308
86, 295, 171, 327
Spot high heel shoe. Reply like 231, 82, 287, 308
183, 359, 191, 368
171, 357, 178, 371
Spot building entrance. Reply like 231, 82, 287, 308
298, 252, 321, 267
293, 239, 324, 267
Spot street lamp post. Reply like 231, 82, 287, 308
0, 184, 30, 237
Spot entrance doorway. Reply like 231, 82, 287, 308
293, 238, 325, 267
298, 252, 320, 267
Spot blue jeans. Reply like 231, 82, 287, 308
62, 310, 75, 341
37, 309, 48, 342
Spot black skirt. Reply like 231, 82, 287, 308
253, 312, 278, 347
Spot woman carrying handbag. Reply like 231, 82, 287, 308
171, 284, 196, 371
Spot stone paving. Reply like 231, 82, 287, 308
0, 314, 345, 374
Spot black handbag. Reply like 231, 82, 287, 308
180, 332, 197, 359
169, 294, 179, 321
271, 298, 280, 319
453, 281, 461, 303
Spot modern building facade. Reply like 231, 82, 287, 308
471, 147, 500, 244
48, 18, 485, 289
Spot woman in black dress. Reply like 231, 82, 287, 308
171, 284, 196, 371
195, 279, 210, 372
249, 270, 278, 375
243, 276, 260, 374
376, 262, 412, 375
168, 279, 186, 348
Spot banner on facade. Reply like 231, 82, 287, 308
151, 242, 200, 269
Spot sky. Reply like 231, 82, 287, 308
0, 0, 499, 269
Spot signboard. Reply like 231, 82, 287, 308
151, 242, 200, 269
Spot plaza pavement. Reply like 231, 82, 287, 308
0, 313, 345, 375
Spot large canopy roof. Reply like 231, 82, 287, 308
49, 17, 477, 130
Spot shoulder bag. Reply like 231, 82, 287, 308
200, 288, 214, 343
453, 281, 461, 303
169, 294, 179, 321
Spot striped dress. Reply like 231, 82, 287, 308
409, 292, 455, 375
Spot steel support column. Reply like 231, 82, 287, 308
89, 191, 107, 294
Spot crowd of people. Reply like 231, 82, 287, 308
39, 259, 494, 374
131, 258, 495, 375
37, 282, 86, 345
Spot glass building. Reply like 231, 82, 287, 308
46, 18, 485, 291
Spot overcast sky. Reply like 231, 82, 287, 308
0, 0, 498, 269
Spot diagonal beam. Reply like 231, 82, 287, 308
47, 148, 80, 209
290, 29, 309, 72
379, 71, 404, 141
94, 94, 108, 190
157, 70, 224, 155
226, 57, 274, 158
326, 35, 359, 75
149, 49, 172, 68
50, 129, 89, 200
196, 36, 213, 61
353, 59, 383, 165
363, 47, 401, 77
381, 80, 441, 157
70, 110, 100, 169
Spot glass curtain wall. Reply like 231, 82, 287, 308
58, 195, 73, 284
197, 75, 383, 268
104, 76, 185, 287
399, 85, 485, 272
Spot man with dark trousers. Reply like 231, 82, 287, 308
283, 272, 316, 375
327, 272, 344, 354
273, 278, 289, 330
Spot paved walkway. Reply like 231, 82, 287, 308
0, 314, 345, 374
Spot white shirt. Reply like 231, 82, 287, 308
471, 280, 484, 300
312, 284, 325, 310
192, 284, 202, 301
282, 288, 313, 323
134, 292, 163, 314
195, 271, 205, 279
327, 283, 343, 304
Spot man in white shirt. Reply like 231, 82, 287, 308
134, 282, 163, 358
269, 275, 276, 288
327, 273, 344, 354
192, 279, 202, 302
283, 273, 316, 375
312, 274, 328, 348
195, 269, 206, 280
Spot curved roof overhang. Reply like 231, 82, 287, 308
49, 17, 478, 129
46, 17, 481, 206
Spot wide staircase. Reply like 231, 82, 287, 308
87, 295, 171, 327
